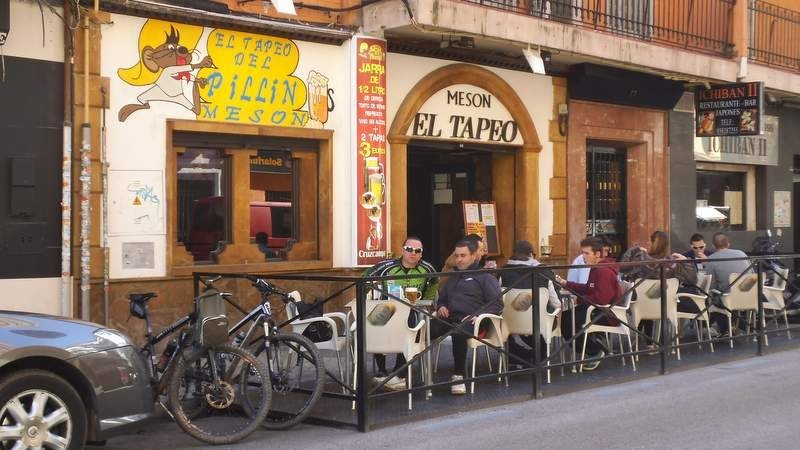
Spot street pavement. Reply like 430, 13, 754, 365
103, 347, 800, 449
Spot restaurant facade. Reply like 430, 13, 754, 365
38, 10, 561, 328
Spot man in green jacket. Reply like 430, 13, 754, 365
363, 236, 438, 390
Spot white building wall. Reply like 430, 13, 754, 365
100, 15, 353, 276
386, 53, 555, 245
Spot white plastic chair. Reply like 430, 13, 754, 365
762, 266, 791, 341
466, 313, 505, 393
352, 299, 427, 410
579, 281, 636, 372
709, 272, 759, 348
677, 272, 715, 352
501, 288, 563, 383
631, 278, 681, 360
286, 292, 352, 387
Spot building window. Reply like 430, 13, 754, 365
177, 148, 230, 262
250, 150, 297, 260
696, 163, 756, 232
167, 120, 333, 275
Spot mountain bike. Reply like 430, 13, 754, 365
127, 282, 271, 444
208, 275, 325, 430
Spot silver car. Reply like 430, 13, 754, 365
0, 311, 154, 449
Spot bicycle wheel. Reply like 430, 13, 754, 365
247, 333, 325, 430
168, 344, 271, 445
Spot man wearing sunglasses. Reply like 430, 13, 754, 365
363, 236, 439, 390
681, 233, 714, 270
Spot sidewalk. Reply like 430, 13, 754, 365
104, 345, 800, 449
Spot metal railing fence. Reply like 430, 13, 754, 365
462, 0, 735, 56
190, 252, 800, 431
749, 0, 800, 70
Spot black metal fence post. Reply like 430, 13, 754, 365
659, 264, 668, 375
756, 261, 765, 356
355, 280, 369, 432
531, 269, 542, 399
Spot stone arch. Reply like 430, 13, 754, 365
387, 63, 543, 256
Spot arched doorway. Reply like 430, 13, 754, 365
387, 64, 543, 263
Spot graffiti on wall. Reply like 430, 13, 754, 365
117, 19, 334, 128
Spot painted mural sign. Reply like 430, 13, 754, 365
695, 81, 763, 137
408, 84, 521, 145
354, 36, 387, 265
694, 115, 778, 166
117, 20, 333, 128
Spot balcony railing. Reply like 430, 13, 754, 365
464, 0, 735, 57
749, 0, 800, 71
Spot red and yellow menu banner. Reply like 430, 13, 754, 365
354, 36, 388, 265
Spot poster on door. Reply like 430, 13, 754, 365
354, 36, 387, 265
462, 201, 500, 255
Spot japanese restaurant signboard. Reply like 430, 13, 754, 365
354, 36, 388, 265
695, 82, 763, 137
694, 115, 779, 166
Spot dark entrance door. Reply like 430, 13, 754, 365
407, 143, 494, 269
586, 144, 627, 257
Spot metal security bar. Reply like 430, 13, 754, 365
190, 251, 800, 431
749, 0, 800, 71
466, 0, 735, 56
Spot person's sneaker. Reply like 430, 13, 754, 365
708, 324, 721, 338
450, 375, 467, 394
384, 376, 407, 391
582, 350, 605, 371
371, 374, 389, 384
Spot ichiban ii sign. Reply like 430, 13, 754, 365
694, 115, 779, 166
408, 85, 522, 145
695, 82, 763, 137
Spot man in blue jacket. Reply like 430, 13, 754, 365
431, 239, 503, 394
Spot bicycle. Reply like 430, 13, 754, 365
211, 275, 326, 430
127, 280, 272, 445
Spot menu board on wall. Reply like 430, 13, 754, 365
354, 36, 388, 265
462, 201, 500, 255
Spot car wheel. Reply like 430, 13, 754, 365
0, 369, 87, 450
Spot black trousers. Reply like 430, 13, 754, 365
560, 304, 608, 357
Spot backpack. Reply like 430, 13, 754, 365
296, 297, 334, 343
194, 288, 229, 348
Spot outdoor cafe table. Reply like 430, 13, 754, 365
345, 298, 435, 398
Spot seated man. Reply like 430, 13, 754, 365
500, 240, 561, 366
682, 233, 714, 271
431, 239, 503, 394
705, 232, 752, 335
567, 236, 592, 284
362, 236, 438, 390
556, 237, 621, 371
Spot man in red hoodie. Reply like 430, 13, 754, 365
556, 237, 621, 371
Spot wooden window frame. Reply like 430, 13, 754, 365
166, 119, 333, 276
696, 162, 757, 231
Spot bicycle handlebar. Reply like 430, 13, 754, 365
244, 275, 293, 304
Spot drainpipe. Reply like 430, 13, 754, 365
61, 0, 74, 318
101, 86, 109, 326
80, 13, 92, 321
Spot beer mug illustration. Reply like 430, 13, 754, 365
307, 70, 334, 124
368, 165, 385, 205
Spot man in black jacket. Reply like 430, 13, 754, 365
432, 239, 503, 394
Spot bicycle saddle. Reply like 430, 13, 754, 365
128, 292, 157, 303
